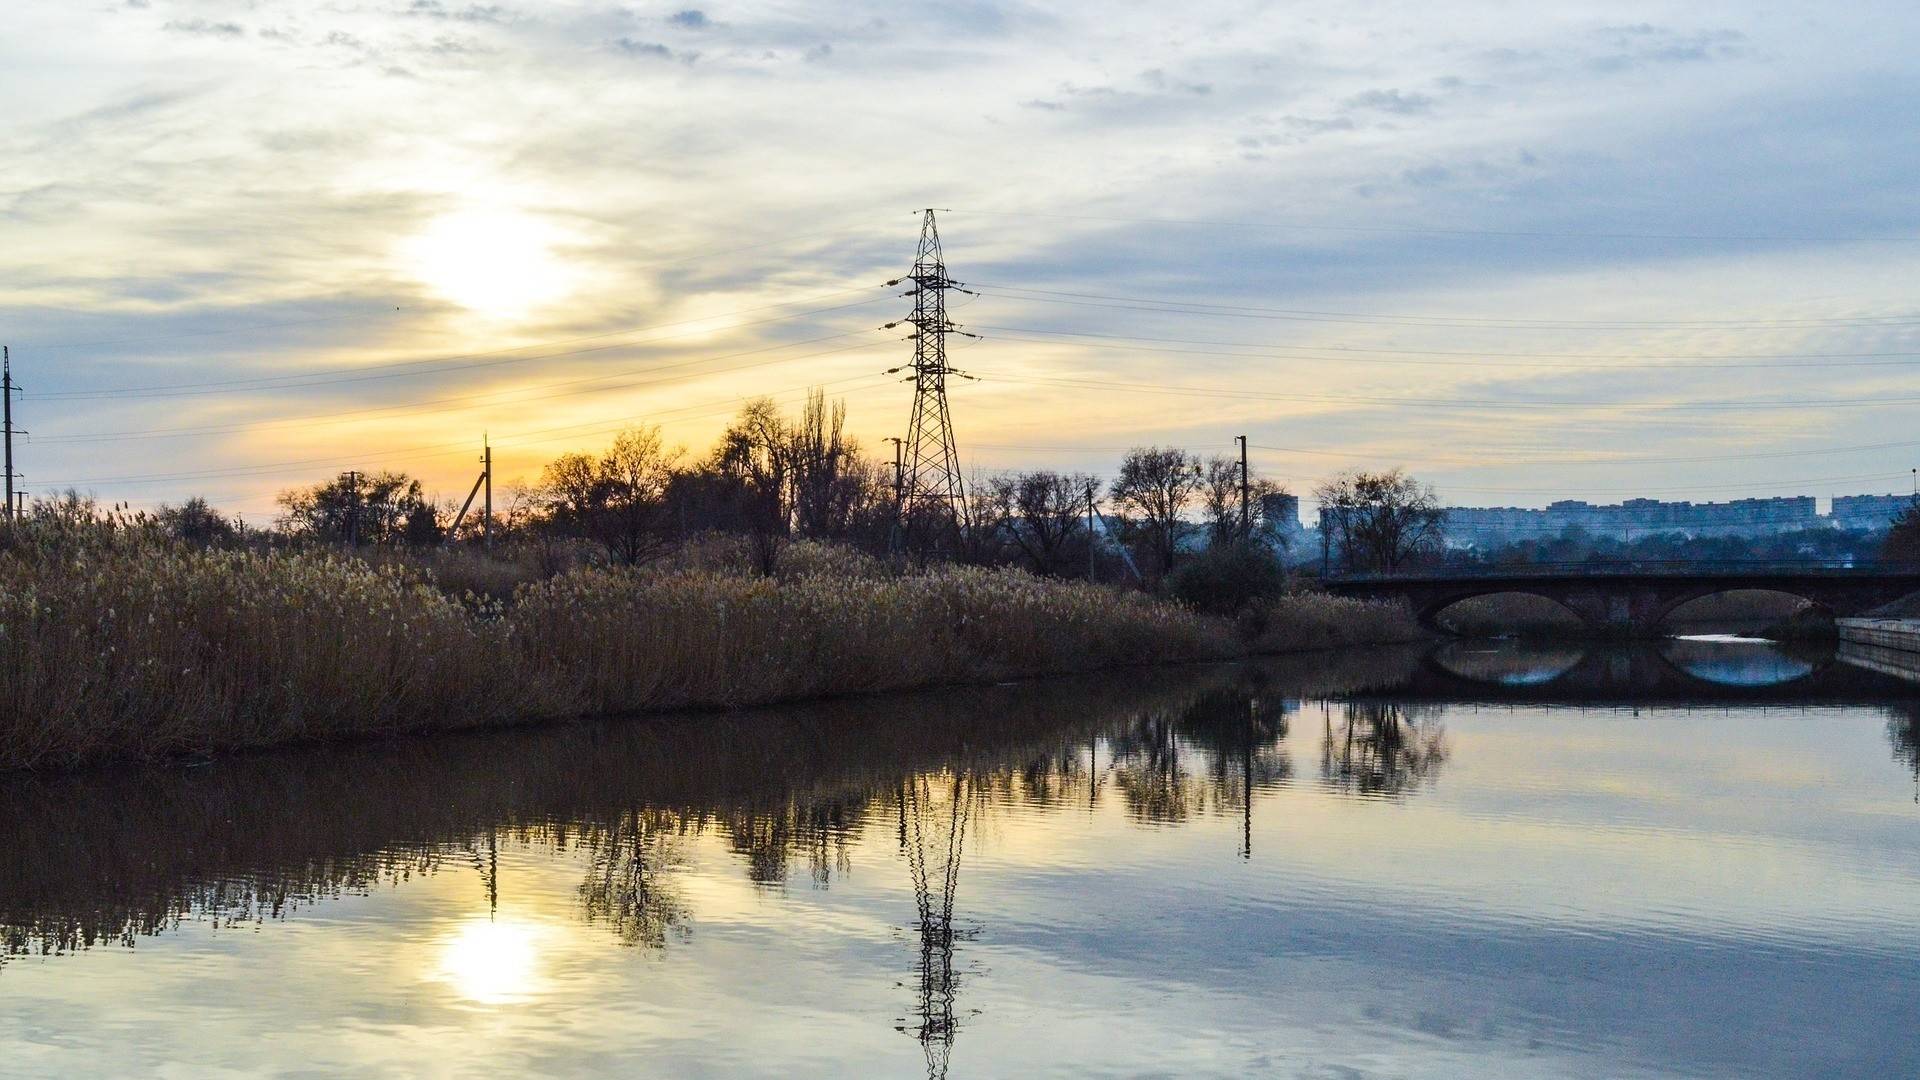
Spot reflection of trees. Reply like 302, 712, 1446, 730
1110, 709, 1198, 823
720, 797, 862, 888
1106, 685, 1295, 833
1888, 702, 1920, 803
0, 659, 1325, 968
1321, 701, 1448, 797
897, 773, 973, 1080
576, 812, 690, 948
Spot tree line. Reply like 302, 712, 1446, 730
247, 392, 1350, 587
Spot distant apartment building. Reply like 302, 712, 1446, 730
1442, 494, 1837, 549
1831, 493, 1918, 531
1260, 492, 1305, 547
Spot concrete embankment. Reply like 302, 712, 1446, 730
1837, 619, 1920, 684
1837, 618, 1920, 654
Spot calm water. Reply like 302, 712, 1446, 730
4, 640, 1919, 1078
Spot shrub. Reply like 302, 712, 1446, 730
1165, 542, 1288, 616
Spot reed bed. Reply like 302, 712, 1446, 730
0, 541, 1415, 768
1247, 591, 1427, 652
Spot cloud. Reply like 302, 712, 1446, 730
6, 0, 1920, 513
612, 38, 681, 61
1587, 24, 1749, 72
1345, 88, 1434, 115
162, 18, 245, 38
401, 1, 507, 23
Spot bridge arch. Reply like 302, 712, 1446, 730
1654, 587, 1832, 637
1331, 567, 1920, 639
1417, 590, 1589, 636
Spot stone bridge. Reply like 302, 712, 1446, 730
1326, 562, 1920, 637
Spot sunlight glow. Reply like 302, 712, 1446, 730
434, 916, 550, 1005
403, 208, 577, 318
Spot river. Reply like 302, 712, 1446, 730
3, 638, 1918, 1078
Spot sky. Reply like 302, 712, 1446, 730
4, 1, 1920, 520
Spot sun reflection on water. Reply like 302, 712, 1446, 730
433, 916, 550, 1006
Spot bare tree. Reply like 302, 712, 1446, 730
534, 426, 680, 565
277, 470, 439, 546
788, 389, 887, 541
983, 470, 1099, 576
1109, 447, 1203, 575
1314, 469, 1445, 573
1201, 454, 1287, 546
1886, 500, 1920, 564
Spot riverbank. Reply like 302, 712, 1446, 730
0, 544, 1423, 769
1837, 618, 1920, 655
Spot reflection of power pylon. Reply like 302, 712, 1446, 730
889, 210, 976, 552
467, 831, 499, 918
898, 773, 971, 1080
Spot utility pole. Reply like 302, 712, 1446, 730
3, 347, 22, 523
1320, 506, 1332, 579
887, 436, 905, 503
344, 469, 361, 548
474, 432, 483, 545
1236, 434, 1250, 539
888, 210, 974, 550
1086, 478, 1099, 582
446, 437, 494, 547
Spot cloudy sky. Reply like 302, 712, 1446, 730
4, 0, 1920, 517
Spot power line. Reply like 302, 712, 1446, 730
35, 372, 899, 488
971, 325, 1920, 370
945, 207, 1920, 245
969, 368, 1920, 412
35, 287, 890, 400
969, 285, 1920, 332
18, 220, 878, 353
1248, 438, 1920, 469
34, 334, 892, 445
972, 283, 1920, 329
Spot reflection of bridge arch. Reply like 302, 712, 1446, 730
1378, 641, 1914, 706
1659, 638, 1832, 689
1426, 642, 1586, 686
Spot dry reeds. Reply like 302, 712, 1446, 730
0, 537, 1419, 768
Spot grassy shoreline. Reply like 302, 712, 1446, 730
0, 543, 1423, 769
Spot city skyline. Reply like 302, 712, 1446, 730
5, 2, 1920, 517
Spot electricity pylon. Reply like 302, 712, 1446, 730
891, 210, 973, 550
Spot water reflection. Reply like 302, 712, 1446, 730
4, 640, 1920, 1077
1431, 641, 1586, 685
899, 774, 972, 1079
1321, 702, 1448, 798
1661, 637, 1824, 687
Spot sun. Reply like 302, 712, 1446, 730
403, 208, 578, 318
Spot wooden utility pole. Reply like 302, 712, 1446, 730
1086, 478, 1099, 581
1236, 434, 1250, 539
446, 438, 493, 547
887, 436, 905, 503
474, 432, 483, 545
3, 347, 21, 522
344, 470, 361, 547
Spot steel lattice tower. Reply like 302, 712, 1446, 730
898, 209, 969, 540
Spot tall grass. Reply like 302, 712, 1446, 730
1246, 591, 1426, 652
0, 536, 1416, 768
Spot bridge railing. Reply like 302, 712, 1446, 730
1326, 558, 1920, 584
